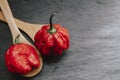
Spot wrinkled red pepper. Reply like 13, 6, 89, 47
34, 13, 70, 56
5, 36, 40, 74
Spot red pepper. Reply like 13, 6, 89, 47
34, 13, 70, 56
5, 36, 40, 74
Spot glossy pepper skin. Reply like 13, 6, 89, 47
5, 43, 40, 74
34, 13, 70, 56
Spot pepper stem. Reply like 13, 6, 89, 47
48, 13, 61, 34
14, 34, 20, 44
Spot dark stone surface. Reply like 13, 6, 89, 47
1, 0, 120, 80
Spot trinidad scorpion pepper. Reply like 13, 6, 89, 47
34, 13, 70, 56
5, 35, 40, 74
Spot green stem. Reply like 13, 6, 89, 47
14, 34, 20, 44
48, 13, 60, 34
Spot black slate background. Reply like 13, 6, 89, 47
1, 0, 120, 80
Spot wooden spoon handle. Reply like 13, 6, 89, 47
0, 0, 21, 41
0, 10, 44, 41
0, 11, 6, 22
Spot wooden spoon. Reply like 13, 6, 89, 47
0, 0, 43, 77
0, 11, 44, 41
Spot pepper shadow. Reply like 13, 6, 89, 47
42, 50, 68, 63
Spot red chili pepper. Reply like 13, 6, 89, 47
34, 13, 70, 56
5, 36, 40, 74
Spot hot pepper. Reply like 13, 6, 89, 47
5, 35, 40, 74
34, 13, 70, 56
